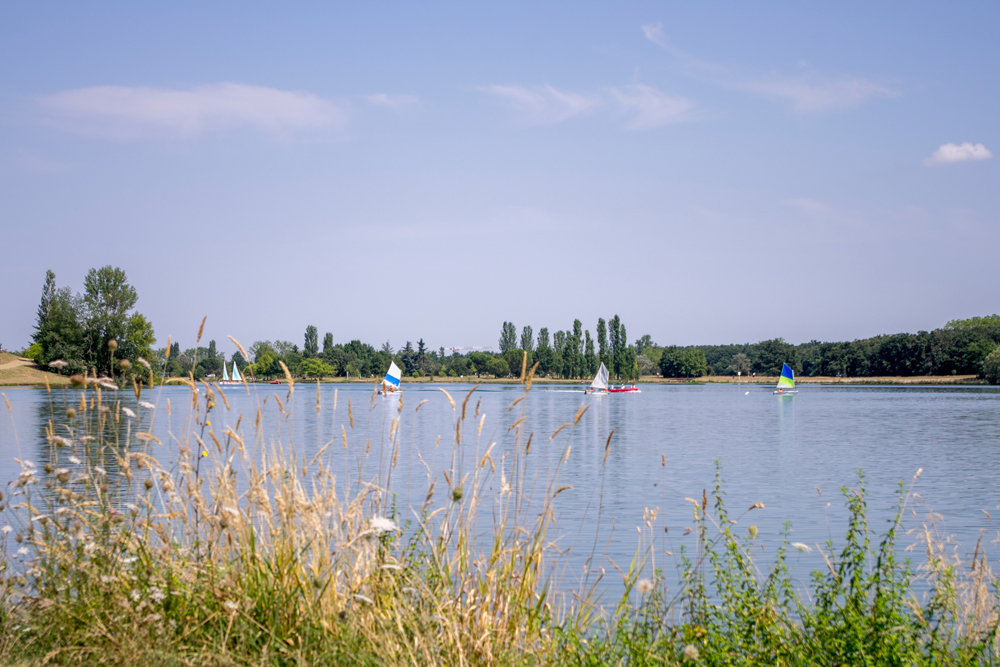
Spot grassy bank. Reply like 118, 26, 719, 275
1, 367, 998, 665
0, 353, 71, 387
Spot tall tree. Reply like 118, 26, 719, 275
81, 266, 149, 376
35, 286, 85, 373
499, 322, 517, 354
304, 325, 319, 356
609, 315, 621, 378
417, 338, 426, 356
584, 330, 596, 376
323, 332, 334, 355
520, 326, 534, 352
33, 270, 57, 343
553, 330, 567, 378
381, 340, 393, 354
597, 318, 608, 367
535, 328, 553, 374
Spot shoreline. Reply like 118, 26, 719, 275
1, 373, 984, 388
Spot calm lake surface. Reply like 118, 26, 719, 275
3, 382, 1000, 596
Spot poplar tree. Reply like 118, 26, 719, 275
520, 326, 534, 352
597, 318, 608, 368
584, 331, 596, 376
609, 315, 621, 378
499, 322, 517, 353
304, 325, 319, 356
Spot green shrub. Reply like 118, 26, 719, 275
983, 344, 1000, 384
22, 342, 42, 360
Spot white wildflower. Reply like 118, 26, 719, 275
48, 360, 68, 369
55, 507, 69, 515
636, 578, 655, 595
139, 401, 155, 409
792, 542, 812, 553
100, 575, 115, 584
353, 594, 374, 605
683, 644, 699, 661
125, 503, 138, 511
224, 600, 240, 611
31, 514, 49, 523
47, 436, 72, 447
17, 547, 29, 556
122, 556, 137, 565
121, 407, 136, 419
149, 587, 166, 603
137, 357, 151, 370
94, 467, 106, 476
68, 456, 82, 465
80, 436, 94, 442
26, 568, 41, 577
380, 564, 402, 572
130, 590, 141, 602
23, 461, 36, 469
369, 517, 399, 536
2, 526, 12, 534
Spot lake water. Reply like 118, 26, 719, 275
3, 381, 1000, 598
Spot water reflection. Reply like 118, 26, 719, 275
3, 382, 1000, 599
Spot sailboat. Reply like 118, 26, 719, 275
379, 361, 402, 394
585, 362, 610, 395
772, 363, 797, 395
219, 361, 243, 386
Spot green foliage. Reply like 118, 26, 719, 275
562, 466, 1000, 666
485, 356, 509, 378
945, 314, 1000, 330
22, 342, 42, 360
303, 325, 319, 356
983, 344, 1000, 384
504, 349, 528, 378
499, 321, 518, 354
520, 326, 534, 352
299, 357, 333, 378
659, 347, 708, 378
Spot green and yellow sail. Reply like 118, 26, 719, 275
776, 363, 795, 389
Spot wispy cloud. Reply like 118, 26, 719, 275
365, 93, 420, 110
738, 77, 895, 112
611, 84, 694, 129
923, 143, 993, 166
39, 83, 347, 138
478, 84, 599, 125
641, 23, 896, 112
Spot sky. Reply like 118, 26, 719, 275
1, 2, 997, 355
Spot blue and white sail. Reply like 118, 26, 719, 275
222, 362, 230, 382
383, 361, 401, 390
232, 362, 242, 383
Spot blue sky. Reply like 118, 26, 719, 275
1, 2, 997, 354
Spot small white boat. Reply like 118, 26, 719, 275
219, 361, 243, 386
772, 363, 798, 395
379, 361, 402, 395
584, 362, 609, 395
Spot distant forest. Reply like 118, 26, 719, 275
23, 267, 1000, 383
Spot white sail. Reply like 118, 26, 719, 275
222, 361, 230, 382
384, 361, 401, 388
591, 362, 609, 390
232, 362, 242, 383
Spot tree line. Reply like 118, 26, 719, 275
24, 268, 1000, 383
